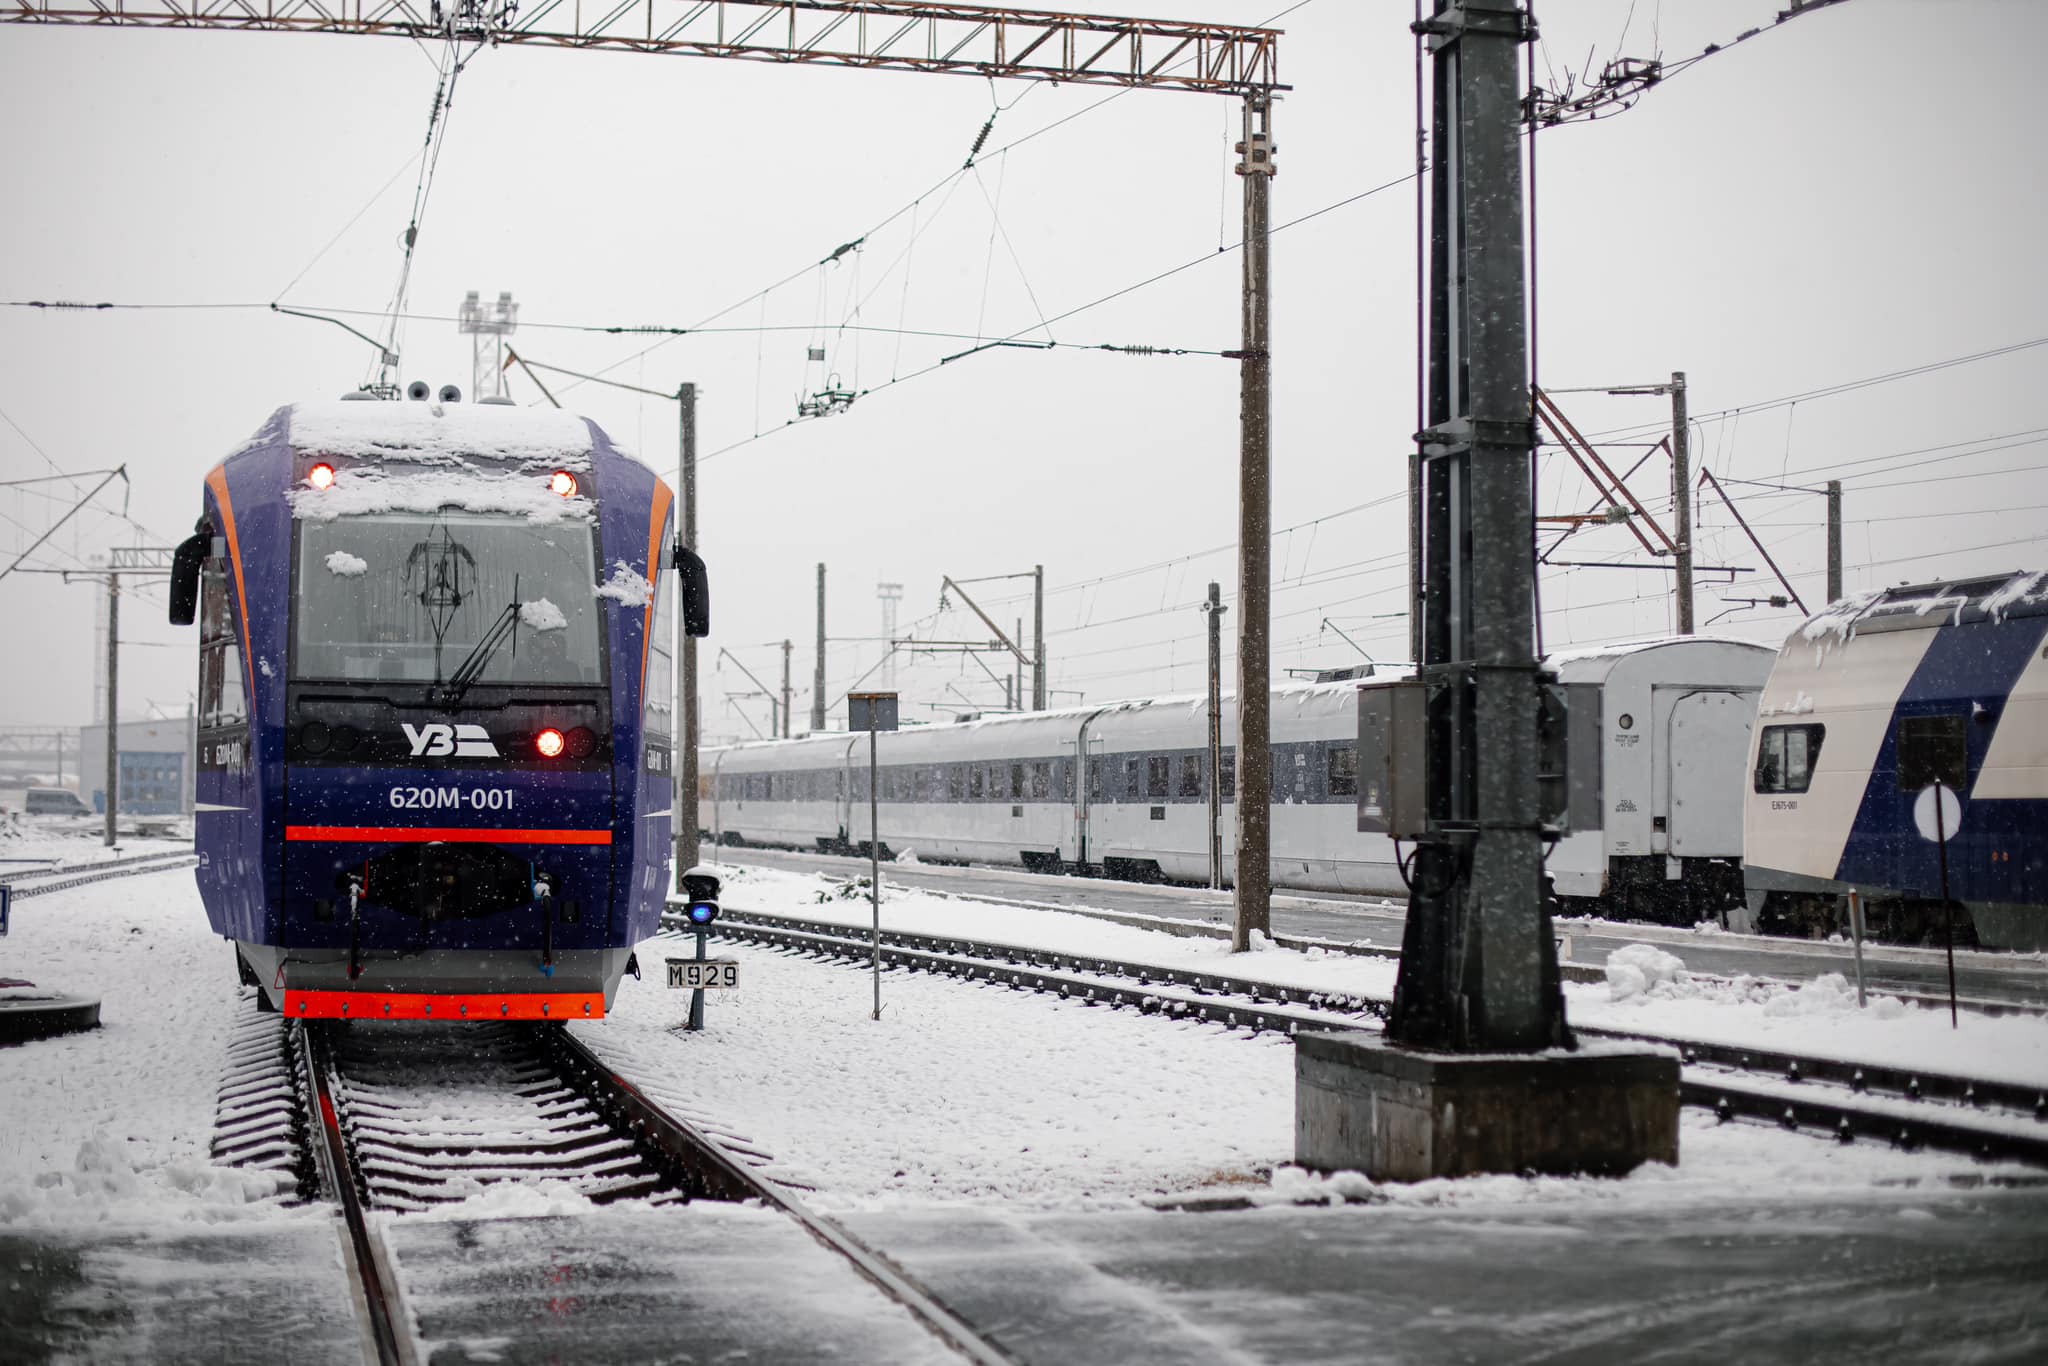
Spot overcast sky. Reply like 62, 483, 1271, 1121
3, 0, 2044, 744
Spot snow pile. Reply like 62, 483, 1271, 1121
595, 560, 653, 608
288, 466, 594, 525
1762, 971, 1906, 1020
1606, 943, 1690, 1001
405, 1178, 598, 1223
323, 549, 368, 577
0, 1131, 294, 1228
518, 597, 568, 632
893, 847, 923, 866
288, 400, 594, 468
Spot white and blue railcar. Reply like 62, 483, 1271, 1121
706, 636, 1774, 918
1741, 571, 2048, 949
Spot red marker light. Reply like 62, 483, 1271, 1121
308, 462, 336, 489
549, 470, 578, 497
536, 728, 566, 759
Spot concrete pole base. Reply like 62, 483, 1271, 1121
1295, 1031, 1680, 1181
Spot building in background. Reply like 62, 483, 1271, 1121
77, 716, 193, 816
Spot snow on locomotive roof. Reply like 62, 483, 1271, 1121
1796, 569, 2048, 654
260, 400, 612, 524
285, 399, 597, 467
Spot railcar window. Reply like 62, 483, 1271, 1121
1754, 724, 1826, 794
294, 512, 604, 687
1062, 760, 1075, 801
1328, 744, 1358, 797
947, 765, 966, 801
1088, 761, 1102, 800
1178, 754, 1202, 799
1147, 756, 1170, 799
1897, 714, 1968, 791
1220, 749, 1236, 799
1125, 759, 1140, 800
969, 765, 984, 799
1030, 761, 1051, 800
1010, 763, 1026, 800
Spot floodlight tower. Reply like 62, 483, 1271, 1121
457, 290, 519, 400
877, 582, 904, 688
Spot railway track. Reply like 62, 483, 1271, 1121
2, 847, 196, 899
212, 1006, 1020, 1365
683, 905, 2048, 1171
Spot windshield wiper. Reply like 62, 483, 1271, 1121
436, 601, 521, 706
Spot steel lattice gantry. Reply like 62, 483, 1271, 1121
1, 1, 1281, 95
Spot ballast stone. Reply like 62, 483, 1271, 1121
1293, 1031, 1680, 1181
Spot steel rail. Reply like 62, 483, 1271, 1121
296, 1021, 409, 1366
542, 1025, 1022, 1366
5, 850, 196, 898
682, 910, 2048, 1168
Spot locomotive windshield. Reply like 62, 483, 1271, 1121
294, 512, 604, 688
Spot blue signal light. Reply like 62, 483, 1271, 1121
685, 900, 720, 926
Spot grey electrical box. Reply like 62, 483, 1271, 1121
1357, 679, 1429, 839
848, 692, 899, 733
1538, 680, 1602, 836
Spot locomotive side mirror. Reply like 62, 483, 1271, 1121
673, 540, 711, 638
167, 529, 209, 626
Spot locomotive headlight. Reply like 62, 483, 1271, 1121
549, 470, 578, 497
308, 462, 336, 489
536, 727, 567, 758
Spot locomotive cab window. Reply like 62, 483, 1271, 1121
1755, 724, 1825, 794
293, 511, 604, 688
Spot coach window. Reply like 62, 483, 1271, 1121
1062, 760, 1075, 801
1030, 761, 1051, 800
1147, 755, 1170, 799
1178, 754, 1202, 799
947, 765, 965, 801
1006, 763, 1023, 800
1219, 749, 1236, 799
968, 765, 984, 800
1328, 744, 1357, 798
1124, 758, 1140, 800
1897, 714, 1968, 792
1755, 724, 1825, 794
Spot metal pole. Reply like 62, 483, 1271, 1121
1670, 371, 1694, 634
1390, 0, 1566, 1051
103, 572, 119, 846
1826, 479, 1843, 604
1205, 582, 1226, 890
1233, 90, 1275, 952
1014, 619, 1023, 713
676, 383, 700, 887
869, 725, 881, 1021
1935, 782, 1958, 1029
812, 564, 828, 731
1847, 888, 1867, 1009
781, 640, 793, 738
1032, 564, 1046, 710
686, 927, 707, 1030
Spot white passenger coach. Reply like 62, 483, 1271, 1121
704, 636, 1774, 922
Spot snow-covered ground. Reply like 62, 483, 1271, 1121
696, 861, 2048, 1092
2, 849, 2041, 1244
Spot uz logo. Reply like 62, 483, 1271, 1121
402, 723, 499, 759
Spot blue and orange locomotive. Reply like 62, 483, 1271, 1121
168, 392, 709, 1019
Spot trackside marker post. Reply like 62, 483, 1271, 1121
849, 692, 898, 1022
